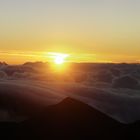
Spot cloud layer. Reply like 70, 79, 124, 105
0, 62, 140, 123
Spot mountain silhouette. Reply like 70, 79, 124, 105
0, 97, 140, 140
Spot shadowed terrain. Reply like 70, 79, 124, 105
0, 98, 140, 140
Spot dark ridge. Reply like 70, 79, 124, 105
0, 97, 140, 140
18, 97, 124, 139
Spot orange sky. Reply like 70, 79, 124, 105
0, 0, 140, 64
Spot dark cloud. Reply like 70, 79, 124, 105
93, 71, 114, 83
0, 71, 8, 79
113, 76, 139, 89
110, 68, 121, 77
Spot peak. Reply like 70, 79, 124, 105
60, 97, 85, 105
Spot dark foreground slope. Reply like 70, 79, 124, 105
0, 98, 140, 140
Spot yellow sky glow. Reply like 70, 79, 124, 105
0, 51, 139, 64
0, 1, 140, 64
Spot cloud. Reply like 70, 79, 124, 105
93, 71, 114, 83
110, 68, 121, 77
0, 81, 66, 121
0, 63, 139, 124
113, 76, 139, 89
0, 71, 8, 79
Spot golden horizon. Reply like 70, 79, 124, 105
0, 51, 139, 65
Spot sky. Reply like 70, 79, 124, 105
0, 0, 140, 64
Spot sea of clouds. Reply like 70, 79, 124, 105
0, 62, 140, 123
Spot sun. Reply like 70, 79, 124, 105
47, 52, 69, 65
47, 52, 70, 68
47, 52, 70, 72
54, 55, 65, 64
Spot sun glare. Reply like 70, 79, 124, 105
55, 56, 65, 64
47, 52, 70, 72
48, 52, 69, 65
